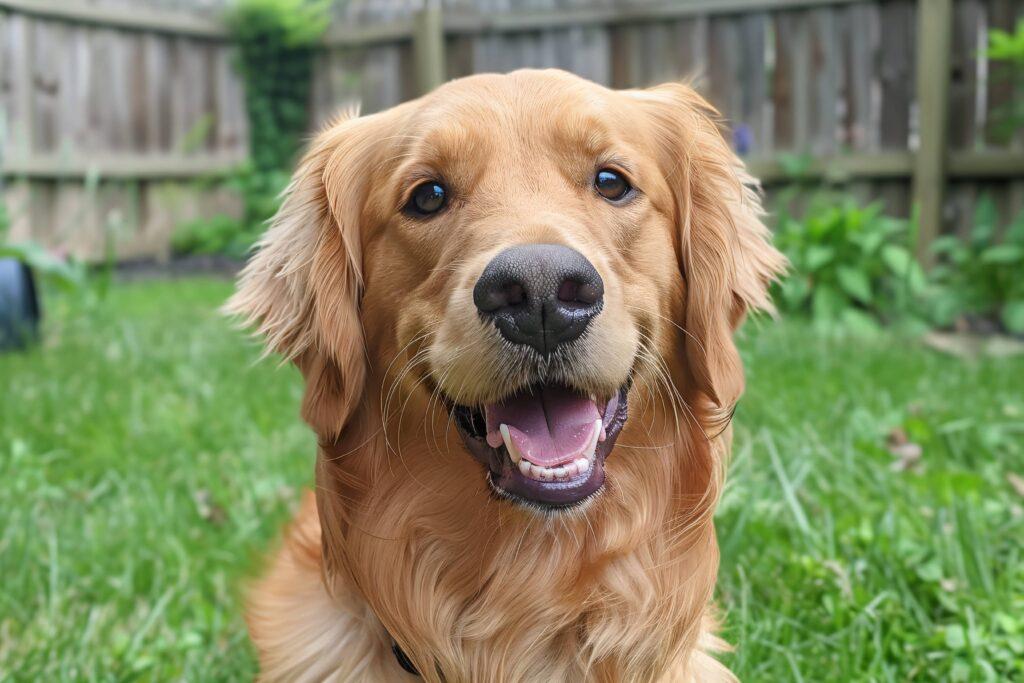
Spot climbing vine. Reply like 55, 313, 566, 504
174, 0, 330, 257
227, 0, 330, 174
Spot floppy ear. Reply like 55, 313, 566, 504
636, 83, 786, 411
226, 111, 380, 438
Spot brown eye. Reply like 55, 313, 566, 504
406, 182, 447, 216
595, 169, 632, 202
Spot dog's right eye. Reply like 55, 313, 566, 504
406, 181, 447, 216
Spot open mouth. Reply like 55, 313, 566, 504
451, 382, 629, 509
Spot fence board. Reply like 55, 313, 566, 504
707, 16, 742, 125
878, 0, 914, 148
672, 16, 709, 85
30, 19, 60, 152
7, 12, 33, 156
841, 2, 878, 150
808, 7, 840, 155
773, 10, 811, 149
2, 0, 1023, 261
737, 13, 769, 154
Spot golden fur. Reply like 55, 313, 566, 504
228, 69, 785, 682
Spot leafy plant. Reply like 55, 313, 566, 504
772, 198, 927, 331
986, 18, 1024, 142
928, 197, 1024, 334
171, 163, 289, 258
0, 199, 85, 292
226, 0, 330, 175
172, 214, 251, 258
172, 0, 330, 259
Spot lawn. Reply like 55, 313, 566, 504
1, 278, 1022, 681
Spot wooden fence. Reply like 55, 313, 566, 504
1, 0, 1022, 261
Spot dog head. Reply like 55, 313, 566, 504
228, 69, 783, 513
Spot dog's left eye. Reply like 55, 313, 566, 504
406, 181, 447, 216
594, 169, 632, 202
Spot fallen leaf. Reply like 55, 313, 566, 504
193, 489, 227, 525
887, 426, 909, 447
1008, 473, 1024, 498
922, 331, 982, 358
922, 331, 1024, 358
887, 427, 922, 471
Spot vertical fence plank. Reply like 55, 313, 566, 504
841, 2, 878, 151
808, 7, 840, 156
31, 19, 61, 153
128, 33, 147, 150
142, 32, 171, 152
214, 43, 245, 153
707, 15, 741, 124
913, 0, 954, 266
413, 4, 445, 95
949, 0, 983, 149
0, 11, 10, 150
773, 11, 810, 151
445, 34, 475, 81
879, 0, 915, 149
9, 12, 34, 156
738, 12, 768, 154
948, 0, 984, 235
673, 15, 708, 84
563, 25, 611, 86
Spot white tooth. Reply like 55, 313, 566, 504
553, 466, 568, 479
587, 419, 602, 458
575, 457, 590, 472
518, 459, 532, 476
564, 462, 578, 478
589, 393, 596, 401
535, 465, 553, 481
499, 424, 521, 463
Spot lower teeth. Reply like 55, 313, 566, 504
517, 456, 592, 481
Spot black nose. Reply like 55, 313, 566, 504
473, 244, 604, 356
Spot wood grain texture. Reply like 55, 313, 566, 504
840, 2, 879, 151
2, 0, 1023, 261
878, 0, 915, 149
913, 0, 953, 266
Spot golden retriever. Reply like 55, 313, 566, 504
228, 69, 784, 682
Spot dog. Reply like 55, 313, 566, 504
228, 68, 784, 682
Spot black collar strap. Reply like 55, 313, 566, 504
392, 640, 421, 676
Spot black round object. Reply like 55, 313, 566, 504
0, 258, 41, 350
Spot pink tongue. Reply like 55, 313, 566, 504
484, 385, 599, 467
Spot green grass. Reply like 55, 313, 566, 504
1, 279, 1022, 681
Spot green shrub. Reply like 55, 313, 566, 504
986, 18, 1024, 142
928, 197, 1024, 334
0, 200, 85, 292
772, 198, 927, 331
171, 214, 250, 258
171, 163, 289, 258
226, 0, 330, 174
171, 0, 329, 259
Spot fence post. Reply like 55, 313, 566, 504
413, 3, 445, 96
912, 0, 953, 269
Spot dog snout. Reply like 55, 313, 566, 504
473, 244, 604, 356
